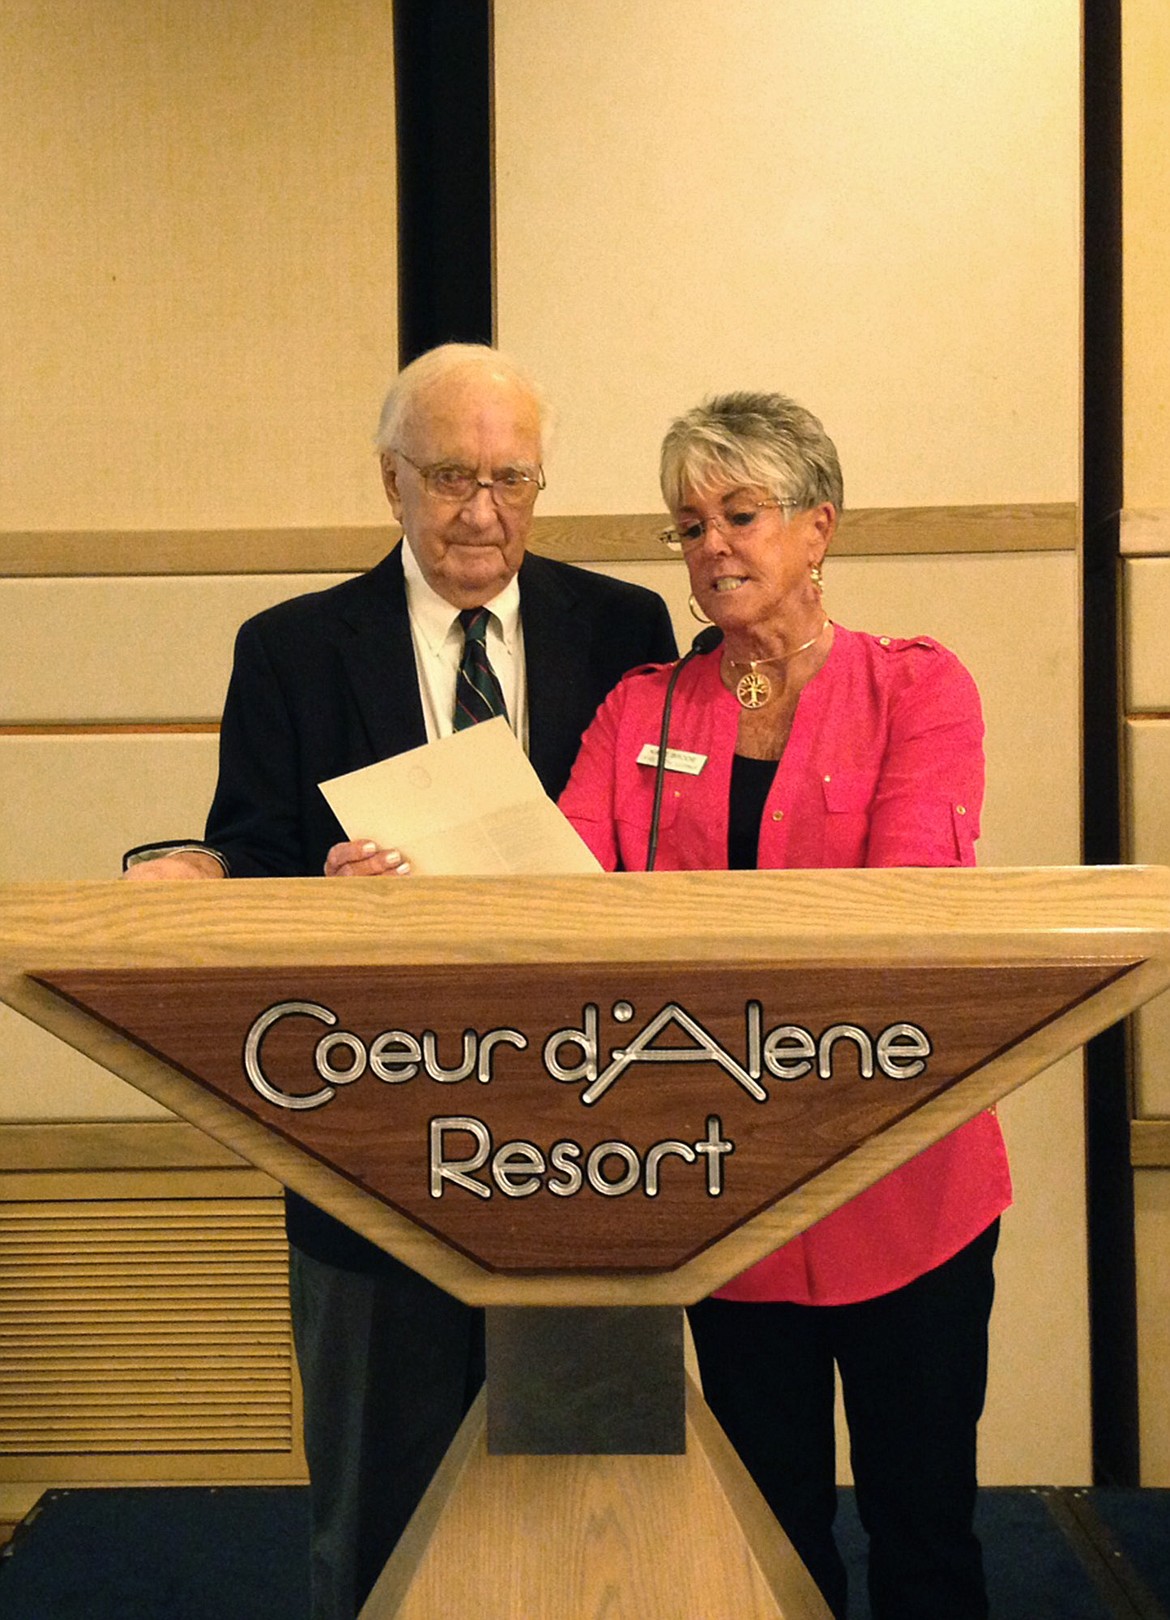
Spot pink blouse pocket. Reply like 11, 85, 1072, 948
819, 769, 879, 866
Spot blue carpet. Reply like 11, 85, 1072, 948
838, 1487, 1119, 1620
1085, 1487, 1170, 1611
0, 1487, 311, 1620
1, 1482, 1167, 1618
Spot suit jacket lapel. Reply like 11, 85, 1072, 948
334, 544, 428, 762
329, 547, 590, 780
520, 553, 583, 788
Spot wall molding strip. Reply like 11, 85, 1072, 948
0, 724, 221, 737
0, 1121, 249, 1172
1131, 1118, 1170, 1168
0, 503, 1078, 577
1121, 508, 1170, 555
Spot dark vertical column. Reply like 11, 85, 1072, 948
1082, 0, 1138, 1486
393, 0, 493, 366
485, 1308, 686, 1455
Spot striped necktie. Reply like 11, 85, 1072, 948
454, 607, 509, 730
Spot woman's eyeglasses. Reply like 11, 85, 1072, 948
659, 499, 788, 552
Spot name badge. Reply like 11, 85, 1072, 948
637, 744, 707, 775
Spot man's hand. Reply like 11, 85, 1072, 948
123, 851, 227, 881
324, 840, 413, 878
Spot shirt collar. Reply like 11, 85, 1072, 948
401, 537, 522, 654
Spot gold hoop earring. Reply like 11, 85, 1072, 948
810, 564, 824, 596
688, 592, 712, 625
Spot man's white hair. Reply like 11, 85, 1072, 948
374, 343, 552, 455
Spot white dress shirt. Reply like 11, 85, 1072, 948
401, 539, 529, 750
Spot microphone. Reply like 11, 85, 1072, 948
690, 625, 724, 657
646, 626, 723, 871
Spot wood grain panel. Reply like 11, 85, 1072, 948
532, 504, 1077, 562
0, 1198, 293, 1455
0, 1123, 302, 1491
1132, 1119, 1170, 1167
0, 1120, 247, 1172
363, 1381, 830, 1620
0, 503, 1076, 577
0, 530, 394, 577
35, 958, 1136, 1276
2, 869, 1168, 1306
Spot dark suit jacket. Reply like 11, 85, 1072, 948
203, 541, 677, 1266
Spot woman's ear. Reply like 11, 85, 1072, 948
808, 502, 837, 567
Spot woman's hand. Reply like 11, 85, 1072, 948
324, 840, 412, 878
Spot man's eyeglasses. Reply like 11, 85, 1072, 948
396, 450, 546, 508
660, 499, 788, 552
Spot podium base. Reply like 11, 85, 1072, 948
359, 1376, 832, 1620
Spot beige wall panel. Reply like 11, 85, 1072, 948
1135, 1171, 1170, 1485
1127, 717, 1170, 868
1124, 0, 1170, 1486
1126, 718, 1170, 1115
1123, 0, 1170, 508
985, 1054, 1090, 1481
2, 574, 351, 723
1123, 558, 1170, 712
496, 1, 1080, 515
0, 1003, 169, 1122
0, 733, 219, 882
0, 733, 221, 1121
1131, 994, 1170, 1120
2, 0, 396, 532
827, 553, 1082, 869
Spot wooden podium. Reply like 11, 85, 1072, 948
3, 866, 1170, 1618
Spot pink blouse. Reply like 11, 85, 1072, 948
559, 626, 1012, 1305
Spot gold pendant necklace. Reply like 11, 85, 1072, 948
727, 619, 830, 710
735, 669, 772, 709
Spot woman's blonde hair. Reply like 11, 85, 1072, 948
660, 391, 843, 513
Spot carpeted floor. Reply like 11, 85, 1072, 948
0, 1483, 1166, 1618
0, 1487, 311, 1620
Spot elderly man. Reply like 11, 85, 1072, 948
127, 343, 677, 1618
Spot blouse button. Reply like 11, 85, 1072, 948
956, 804, 966, 815
879, 636, 891, 646
822, 773, 831, 783
772, 810, 784, 821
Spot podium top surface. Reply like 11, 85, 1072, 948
2, 864, 1170, 969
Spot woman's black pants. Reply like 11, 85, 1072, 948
687, 1221, 999, 1620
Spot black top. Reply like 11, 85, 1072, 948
728, 754, 780, 870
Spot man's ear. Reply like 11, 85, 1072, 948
380, 453, 403, 520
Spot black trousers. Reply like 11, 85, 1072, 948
289, 1247, 485, 1620
688, 1221, 999, 1620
